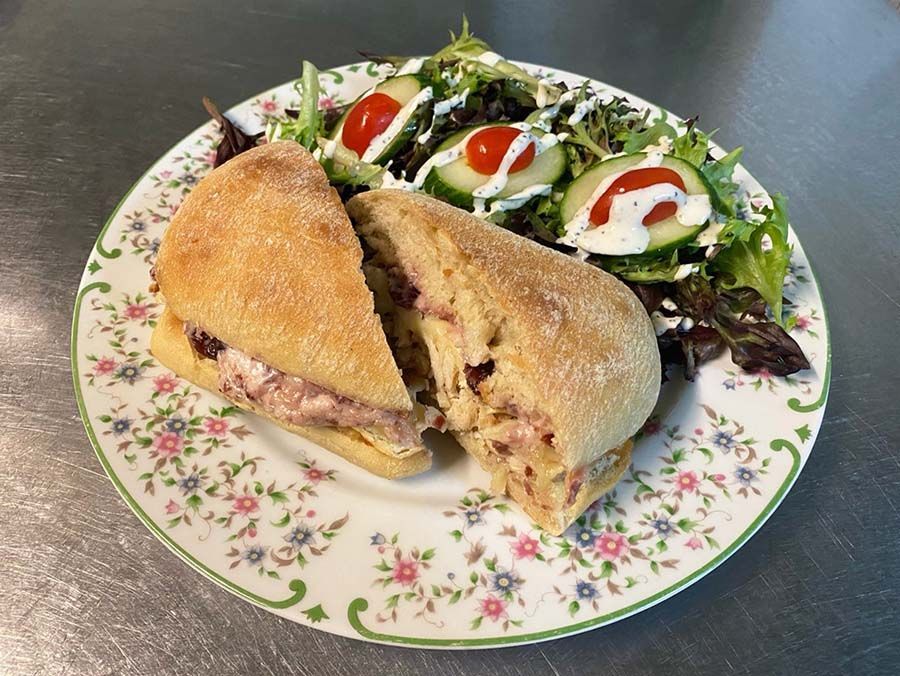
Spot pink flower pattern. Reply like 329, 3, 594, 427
232, 495, 259, 516
152, 432, 183, 457
153, 373, 178, 394
304, 468, 324, 484
510, 533, 541, 560
480, 595, 507, 621
676, 470, 700, 493
123, 303, 149, 320
203, 417, 229, 437
93, 357, 116, 375
595, 532, 628, 561
392, 559, 419, 587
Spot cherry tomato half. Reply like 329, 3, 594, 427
589, 167, 687, 226
465, 127, 536, 175
341, 92, 401, 157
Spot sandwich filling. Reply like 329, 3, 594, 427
183, 324, 424, 449
361, 240, 607, 513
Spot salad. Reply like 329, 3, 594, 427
207, 19, 809, 380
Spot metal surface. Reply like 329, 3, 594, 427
1, 1, 898, 673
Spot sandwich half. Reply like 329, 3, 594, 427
151, 142, 431, 478
347, 190, 660, 533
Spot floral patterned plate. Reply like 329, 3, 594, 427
72, 61, 830, 648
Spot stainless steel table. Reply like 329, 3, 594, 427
2, 1, 898, 674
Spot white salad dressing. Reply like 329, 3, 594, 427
417, 88, 470, 145
395, 57, 426, 76
567, 95, 601, 125
441, 67, 461, 87
476, 51, 503, 67
532, 89, 580, 130
472, 126, 551, 199
321, 138, 338, 159
535, 79, 557, 108
695, 217, 725, 247
651, 299, 694, 335
361, 86, 434, 162
643, 135, 674, 154
650, 312, 684, 336
650, 312, 696, 336
434, 87, 470, 116
673, 264, 698, 281
376, 122, 562, 214
472, 183, 552, 218
407, 126, 484, 189
558, 151, 712, 256
379, 169, 416, 191
558, 151, 663, 248
413, 122, 558, 193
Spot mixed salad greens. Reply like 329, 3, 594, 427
206, 19, 809, 380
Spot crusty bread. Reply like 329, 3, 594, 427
150, 307, 431, 479
347, 190, 660, 469
348, 190, 659, 533
456, 433, 634, 534
155, 142, 410, 413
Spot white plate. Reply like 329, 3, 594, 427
72, 61, 830, 648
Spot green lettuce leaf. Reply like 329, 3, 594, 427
672, 124, 711, 166
763, 192, 790, 240
599, 252, 697, 283
713, 196, 792, 324
714, 216, 756, 247
432, 17, 560, 103
621, 112, 677, 154
268, 61, 322, 150
701, 147, 743, 216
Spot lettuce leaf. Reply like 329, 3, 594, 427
702, 147, 743, 216
201, 97, 263, 167
431, 17, 561, 104
268, 61, 322, 150
670, 121, 744, 216
672, 275, 809, 376
672, 122, 710, 166
712, 195, 792, 324
598, 252, 693, 283
316, 138, 384, 187
621, 111, 678, 154
762, 192, 790, 240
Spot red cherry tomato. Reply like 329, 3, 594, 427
589, 167, 687, 226
341, 92, 401, 157
465, 127, 536, 175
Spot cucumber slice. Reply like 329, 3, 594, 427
326, 75, 425, 180
560, 153, 716, 253
422, 124, 568, 208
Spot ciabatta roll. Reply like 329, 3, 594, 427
347, 190, 660, 531
151, 143, 430, 478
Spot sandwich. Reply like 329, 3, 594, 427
347, 190, 661, 534
150, 142, 431, 478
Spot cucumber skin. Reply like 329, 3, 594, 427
422, 169, 477, 208
559, 152, 717, 253
422, 123, 568, 208
326, 75, 425, 181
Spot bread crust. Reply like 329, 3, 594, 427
346, 190, 661, 471
150, 306, 430, 480
456, 432, 632, 535
155, 142, 410, 412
